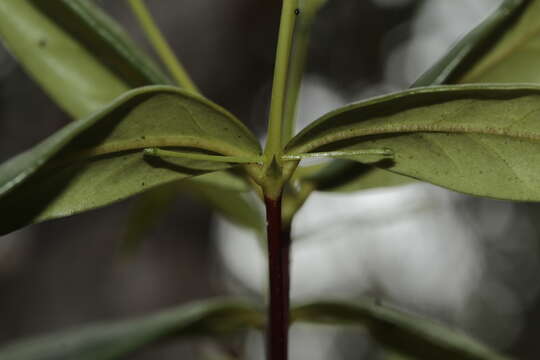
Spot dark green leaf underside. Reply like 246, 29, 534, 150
295, 160, 414, 192
293, 300, 510, 360
121, 172, 260, 254
286, 84, 540, 201
0, 299, 263, 360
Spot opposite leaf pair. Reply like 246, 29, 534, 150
0, 0, 539, 359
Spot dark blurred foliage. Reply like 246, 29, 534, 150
2, 1, 540, 359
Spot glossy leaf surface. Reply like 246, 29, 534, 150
293, 300, 510, 360
0, 299, 263, 360
285, 85, 540, 201
31, 0, 172, 87
0, 0, 128, 118
0, 86, 261, 235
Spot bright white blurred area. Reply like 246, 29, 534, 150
215, 0, 540, 357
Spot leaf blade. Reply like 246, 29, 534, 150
293, 300, 510, 360
308, 0, 538, 193
413, 0, 528, 87
414, 0, 540, 87
0, 0, 128, 118
458, 0, 540, 84
285, 84, 540, 201
0, 86, 261, 235
31, 0, 172, 87
0, 299, 263, 360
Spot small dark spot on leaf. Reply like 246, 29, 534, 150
295, 8, 300, 15
38, 39, 47, 47
141, 182, 145, 186
141, 136, 146, 140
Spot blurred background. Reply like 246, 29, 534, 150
1, 0, 540, 358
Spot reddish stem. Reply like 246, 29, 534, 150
265, 195, 291, 360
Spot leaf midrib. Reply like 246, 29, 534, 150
50, 136, 261, 170
286, 123, 540, 155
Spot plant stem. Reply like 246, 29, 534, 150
281, 8, 308, 143
265, 194, 291, 360
282, 1, 327, 143
127, 0, 200, 94
264, 0, 298, 161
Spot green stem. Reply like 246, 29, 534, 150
127, 0, 200, 94
281, 6, 313, 143
264, 0, 299, 161
143, 148, 262, 164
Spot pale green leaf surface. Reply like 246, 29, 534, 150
285, 84, 540, 201
0, 86, 261, 235
0, 299, 263, 360
293, 300, 510, 360
0, 0, 128, 118
313, 0, 537, 193
31, 0, 172, 87
29, 0, 257, 235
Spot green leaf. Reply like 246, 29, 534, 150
120, 183, 179, 255
0, 86, 261, 235
285, 84, 540, 201
295, 160, 413, 193
188, 171, 252, 192
293, 300, 511, 360
121, 172, 261, 255
305, 0, 536, 193
31, 0, 172, 87
414, 0, 540, 86
126, 0, 195, 91
0, 298, 263, 360
458, 0, 540, 84
0, 0, 128, 118
187, 183, 265, 232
